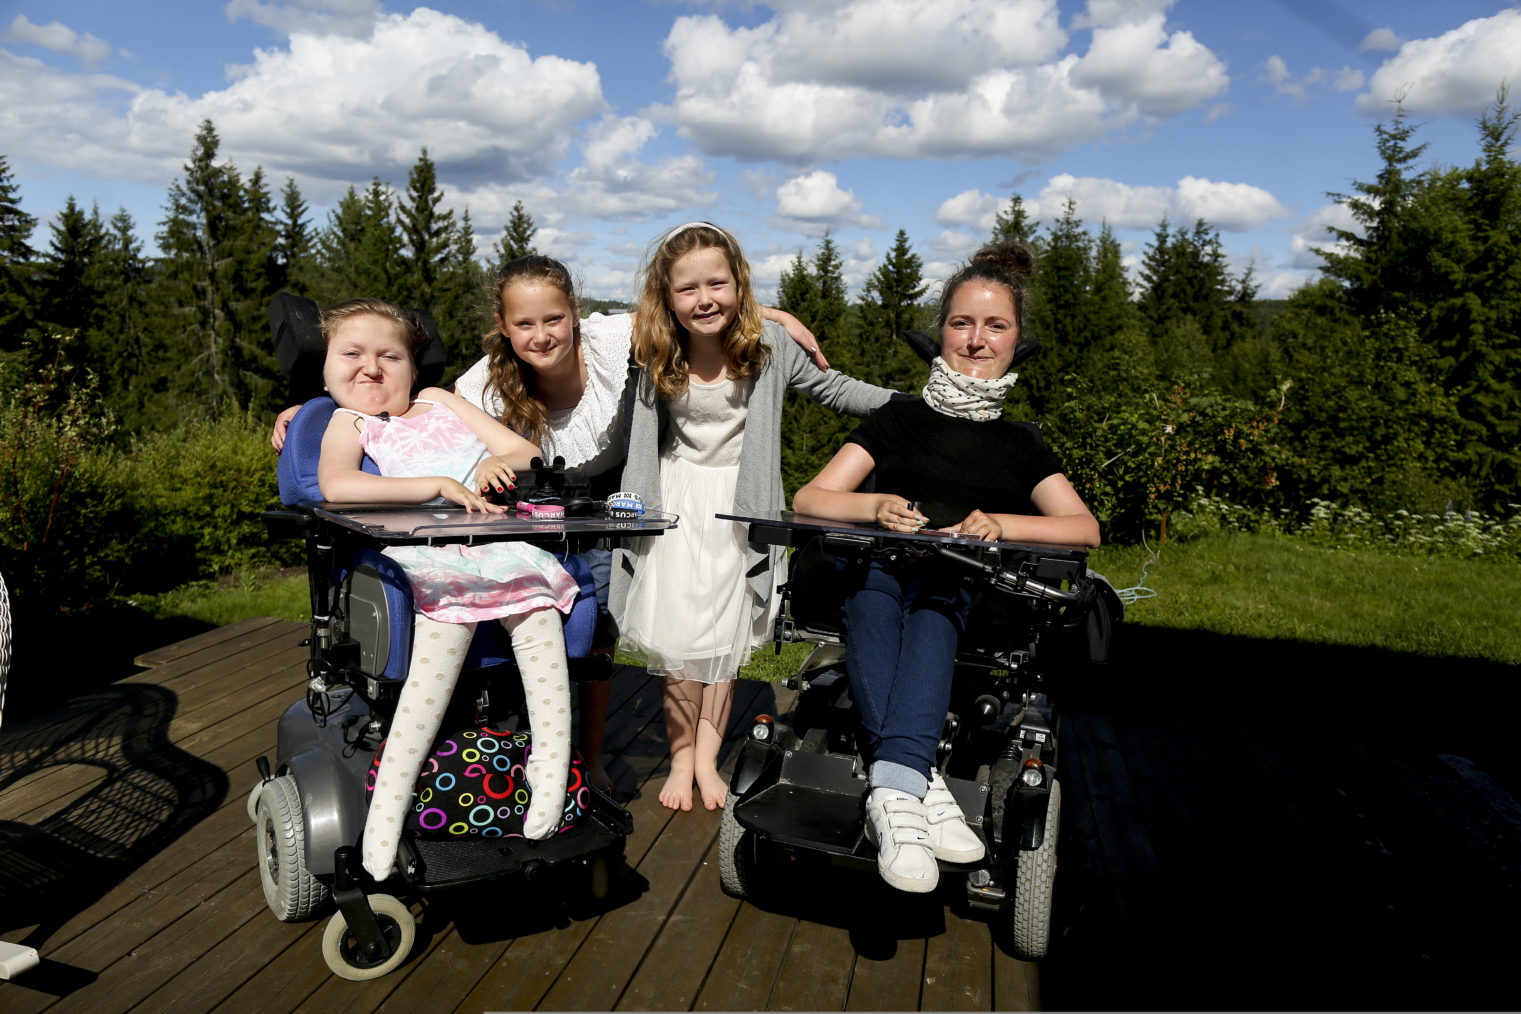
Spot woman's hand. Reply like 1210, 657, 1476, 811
875, 495, 928, 533
473, 455, 519, 496
271, 404, 300, 451
945, 509, 1003, 542
440, 478, 506, 514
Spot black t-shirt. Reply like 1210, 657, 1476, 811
844, 399, 1062, 529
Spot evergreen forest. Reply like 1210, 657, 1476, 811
2, 99, 1519, 625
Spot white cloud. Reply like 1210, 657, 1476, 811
1358, 11, 1521, 116
1035, 173, 1172, 229
935, 189, 1004, 231
660, 0, 1227, 163
776, 170, 861, 220
1359, 27, 1403, 53
1263, 55, 1330, 102
1072, 0, 1176, 31
1173, 176, 1288, 231
0, 10, 607, 196
930, 229, 980, 257
224, 0, 381, 39
1289, 202, 1359, 269
1333, 67, 1365, 93
2, 15, 112, 64
1204, 102, 1230, 124
563, 114, 716, 220
853, 237, 875, 261
1072, 13, 1228, 118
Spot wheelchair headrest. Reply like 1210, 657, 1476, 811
269, 291, 450, 403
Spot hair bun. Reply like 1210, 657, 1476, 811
970, 241, 1035, 279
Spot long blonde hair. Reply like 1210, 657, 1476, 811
484, 255, 580, 444
631, 222, 768, 400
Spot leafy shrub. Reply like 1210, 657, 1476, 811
129, 411, 298, 583
1170, 492, 1521, 558
0, 341, 143, 610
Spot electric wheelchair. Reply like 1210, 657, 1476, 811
249, 294, 676, 979
714, 510, 1119, 959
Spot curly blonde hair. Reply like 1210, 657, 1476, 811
483, 255, 580, 445
631, 222, 768, 400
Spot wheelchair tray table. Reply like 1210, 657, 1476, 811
717, 509, 1088, 563
305, 503, 678, 545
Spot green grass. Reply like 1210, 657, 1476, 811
122, 568, 310, 627
1090, 532, 1521, 664
122, 533, 1521, 673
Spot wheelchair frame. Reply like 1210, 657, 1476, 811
714, 510, 1116, 959
252, 501, 677, 979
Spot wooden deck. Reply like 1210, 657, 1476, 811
3, 616, 1518, 1011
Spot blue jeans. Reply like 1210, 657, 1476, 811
839, 557, 974, 798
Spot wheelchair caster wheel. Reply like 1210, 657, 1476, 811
321, 894, 414, 981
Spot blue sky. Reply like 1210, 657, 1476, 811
2, 0, 1518, 302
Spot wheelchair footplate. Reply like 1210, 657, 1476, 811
399, 783, 632, 891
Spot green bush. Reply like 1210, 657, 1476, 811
129, 412, 297, 581
1, 338, 295, 614
0, 342, 143, 610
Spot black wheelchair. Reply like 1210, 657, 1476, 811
714, 510, 1119, 959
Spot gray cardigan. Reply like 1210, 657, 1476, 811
610, 321, 895, 624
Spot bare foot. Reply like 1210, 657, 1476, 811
695, 761, 727, 811
659, 749, 695, 811
585, 756, 613, 794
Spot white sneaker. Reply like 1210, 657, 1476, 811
924, 771, 986, 863
864, 788, 938, 893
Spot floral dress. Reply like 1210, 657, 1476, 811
339, 401, 578, 623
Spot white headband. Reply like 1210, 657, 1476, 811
664, 220, 717, 244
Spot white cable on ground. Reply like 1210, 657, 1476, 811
1111, 532, 1158, 607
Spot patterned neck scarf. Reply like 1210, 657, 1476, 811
921, 356, 1018, 421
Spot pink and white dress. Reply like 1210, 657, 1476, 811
337, 401, 578, 624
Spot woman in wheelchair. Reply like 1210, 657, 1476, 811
792, 241, 1100, 894
315, 297, 582, 883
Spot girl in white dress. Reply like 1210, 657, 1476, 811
615, 223, 894, 812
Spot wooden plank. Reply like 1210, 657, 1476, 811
843, 934, 925, 1012
692, 902, 795, 1012
990, 946, 1039, 1012
615, 835, 741, 1011
134, 616, 284, 668
921, 911, 992, 1011
766, 917, 856, 1012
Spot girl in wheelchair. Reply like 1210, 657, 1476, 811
793, 241, 1100, 893
315, 297, 581, 882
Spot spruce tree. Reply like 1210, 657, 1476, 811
855, 228, 928, 392
156, 119, 252, 418
397, 149, 455, 315
494, 200, 537, 268
776, 250, 817, 319
275, 177, 312, 295
39, 196, 105, 333
810, 233, 848, 344
991, 194, 1035, 245
0, 155, 36, 350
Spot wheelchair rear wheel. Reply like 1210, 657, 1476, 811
257, 774, 329, 921
1009, 778, 1060, 959
718, 794, 754, 898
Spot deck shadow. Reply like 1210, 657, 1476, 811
0, 683, 228, 948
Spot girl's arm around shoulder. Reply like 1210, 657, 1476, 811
419, 387, 542, 467
774, 324, 895, 417
974, 473, 1101, 547
792, 443, 927, 534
